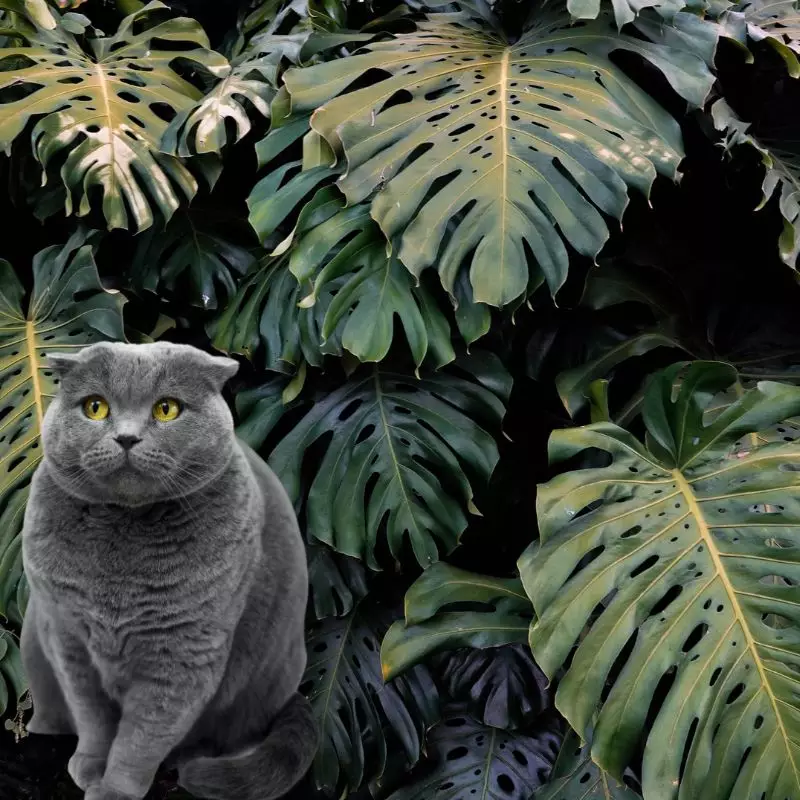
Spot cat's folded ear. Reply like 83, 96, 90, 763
197, 353, 240, 391
45, 351, 83, 379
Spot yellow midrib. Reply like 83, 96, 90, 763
673, 468, 800, 786
95, 62, 117, 196
498, 48, 510, 297
24, 321, 44, 433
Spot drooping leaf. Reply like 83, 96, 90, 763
382, 704, 562, 800
240, 175, 461, 368
285, 5, 717, 307
567, 0, 685, 30
0, 630, 25, 718
0, 232, 126, 522
713, 99, 800, 268
0, 486, 28, 627
160, 0, 309, 156
233, 376, 295, 449
301, 600, 440, 796
290, 194, 456, 369
248, 161, 337, 249
556, 332, 685, 417
721, 0, 800, 74
436, 644, 551, 730
518, 361, 800, 799
381, 562, 532, 679
160, 57, 275, 156
0, 0, 229, 231
535, 729, 642, 800
307, 543, 370, 620
207, 253, 331, 372
269, 355, 511, 569
127, 211, 255, 310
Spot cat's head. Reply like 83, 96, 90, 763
40, 341, 239, 507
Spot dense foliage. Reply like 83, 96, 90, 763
1, 0, 800, 798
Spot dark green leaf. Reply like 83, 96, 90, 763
302, 600, 440, 796
307, 543, 370, 620
381, 562, 532, 680
269, 357, 510, 569
534, 729, 641, 799
382, 704, 562, 800
437, 644, 550, 730
128, 212, 255, 310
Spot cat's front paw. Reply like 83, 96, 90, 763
67, 751, 107, 791
83, 785, 140, 800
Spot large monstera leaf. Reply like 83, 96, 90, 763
269, 355, 511, 569
0, 233, 126, 513
301, 599, 440, 796
0, 1, 229, 231
518, 361, 800, 799
382, 704, 562, 800
284, 4, 717, 307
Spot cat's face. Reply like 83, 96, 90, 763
40, 342, 239, 507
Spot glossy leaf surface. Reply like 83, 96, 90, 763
519, 362, 800, 799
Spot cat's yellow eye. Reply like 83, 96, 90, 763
153, 397, 182, 422
83, 395, 110, 421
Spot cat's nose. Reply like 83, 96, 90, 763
114, 434, 142, 451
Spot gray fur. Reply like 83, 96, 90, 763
20, 341, 317, 800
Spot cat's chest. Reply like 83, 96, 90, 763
26, 501, 257, 632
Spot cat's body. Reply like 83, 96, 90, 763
20, 341, 316, 800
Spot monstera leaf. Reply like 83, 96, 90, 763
535, 729, 642, 800
0, 630, 25, 718
381, 562, 532, 680
288, 191, 456, 368
220, 183, 458, 370
301, 599, 440, 796
128, 211, 255, 309
284, 3, 717, 307
269, 355, 511, 569
721, 0, 800, 73
207, 252, 329, 372
382, 704, 562, 800
160, 0, 308, 156
714, 99, 800, 268
307, 543, 370, 620
0, 232, 126, 514
160, 56, 275, 156
0, 486, 28, 627
437, 644, 551, 730
567, 0, 686, 28
0, 0, 229, 231
518, 361, 800, 799
233, 375, 296, 449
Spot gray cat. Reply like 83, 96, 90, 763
19, 341, 317, 800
